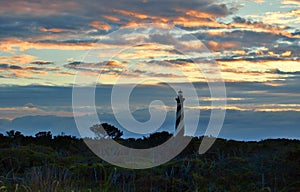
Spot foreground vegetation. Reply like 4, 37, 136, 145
0, 126, 299, 191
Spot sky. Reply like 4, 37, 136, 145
0, 0, 299, 140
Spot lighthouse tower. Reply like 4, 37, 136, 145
175, 90, 185, 134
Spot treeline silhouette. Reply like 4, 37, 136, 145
0, 123, 299, 191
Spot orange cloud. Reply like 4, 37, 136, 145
206, 41, 241, 51
173, 17, 227, 28
184, 10, 216, 18
0, 38, 96, 52
283, 0, 300, 6
113, 8, 228, 29
0, 106, 84, 120
89, 21, 111, 31
190, 103, 300, 112
218, 59, 300, 82
105, 60, 124, 68
54, 71, 75, 76
268, 51, 276, 56
102, 15, 120, 22
0, 54, 35, 64
200, 97, 249, 101
39, 27, 70, 33
206, 31, 224, 36
113, 9, 150, 19
229, 18, 294, 38
0, 1, 79, 16
281, 51, 292, 57
11, 71, 33, 78
231, 50, 247, 55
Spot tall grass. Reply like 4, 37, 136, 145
24, 166, 75, 192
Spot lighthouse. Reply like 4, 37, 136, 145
175, 90, 185, 134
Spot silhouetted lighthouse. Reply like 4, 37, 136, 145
175, 90, 185, 133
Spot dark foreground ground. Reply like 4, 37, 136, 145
0, 130, 299, 192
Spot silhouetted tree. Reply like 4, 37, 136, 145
5, 130, 24, 147
90, 123, 123, 139
148, 131, 173, 146
6, 130, 22, 139
35, 131, 52, 139
34, 131, 52, 146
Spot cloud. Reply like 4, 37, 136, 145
0, 0, 230, 19
217, 59, 300, 82
24, 103, 36, 109
283, 0, 300, 5
8, 65, 23, 70
133, 69, 186, 78
0, 64, 9, 69
64, 60, 125, 76
30, 61, 54, 65
0, 1, 298, 85
148, 33, 176, 45
0, 0, 232, 42
39, 27, 70, 33
0, 54, 35, 64
0, 38, 96, 53
0, 64, 58, 72
188, 28, 299, 63
65, 60, 124, 69
271, 68, 300, 75
0, 1, 79, 16
0, 64, 24, 70
89, 21, 111, 31
0, 61, 61, 80
64, 59, 187, 80
230, 16, 289, 35
206, 40, 241, 51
